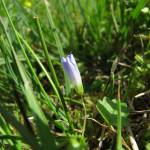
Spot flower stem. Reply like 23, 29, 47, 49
81, 95, 87, 136
116, 77, 122, 150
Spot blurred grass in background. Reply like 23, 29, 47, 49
0, 0, 150, 149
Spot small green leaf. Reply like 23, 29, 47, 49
96, 97, 129, 127
135, 54, 144, 64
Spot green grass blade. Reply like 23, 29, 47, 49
131, 0, 148, 19
34, 16, 60, 88
0, 115, 14, 147
43, 0, 71, 96
17, 33, 61, 102
1, 33, 59, 149
43, 0, 64, 57
0, 17, 59, 118
11, 42, 57, 149
116, 98, 122, 150
17, 33, 74, 131
0, 0, 58, 148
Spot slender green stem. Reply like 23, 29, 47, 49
119, 0, 125, 27
117, 98, 122, 150
77, 0, 87, 24
34, 17, 60, 88
116, 78, 122, 150
81, 95, 87, 136
110, 3, 119, 33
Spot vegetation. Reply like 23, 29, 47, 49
0, 0, 150, 149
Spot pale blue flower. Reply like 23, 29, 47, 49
61, 54, 83, 95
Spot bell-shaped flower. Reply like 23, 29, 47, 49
61, 54, 84, 95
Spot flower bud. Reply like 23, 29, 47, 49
61, 54, 84, 95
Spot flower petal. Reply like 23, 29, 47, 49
61, 54, 83, 95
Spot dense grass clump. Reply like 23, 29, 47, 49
0, 0, 150, 150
